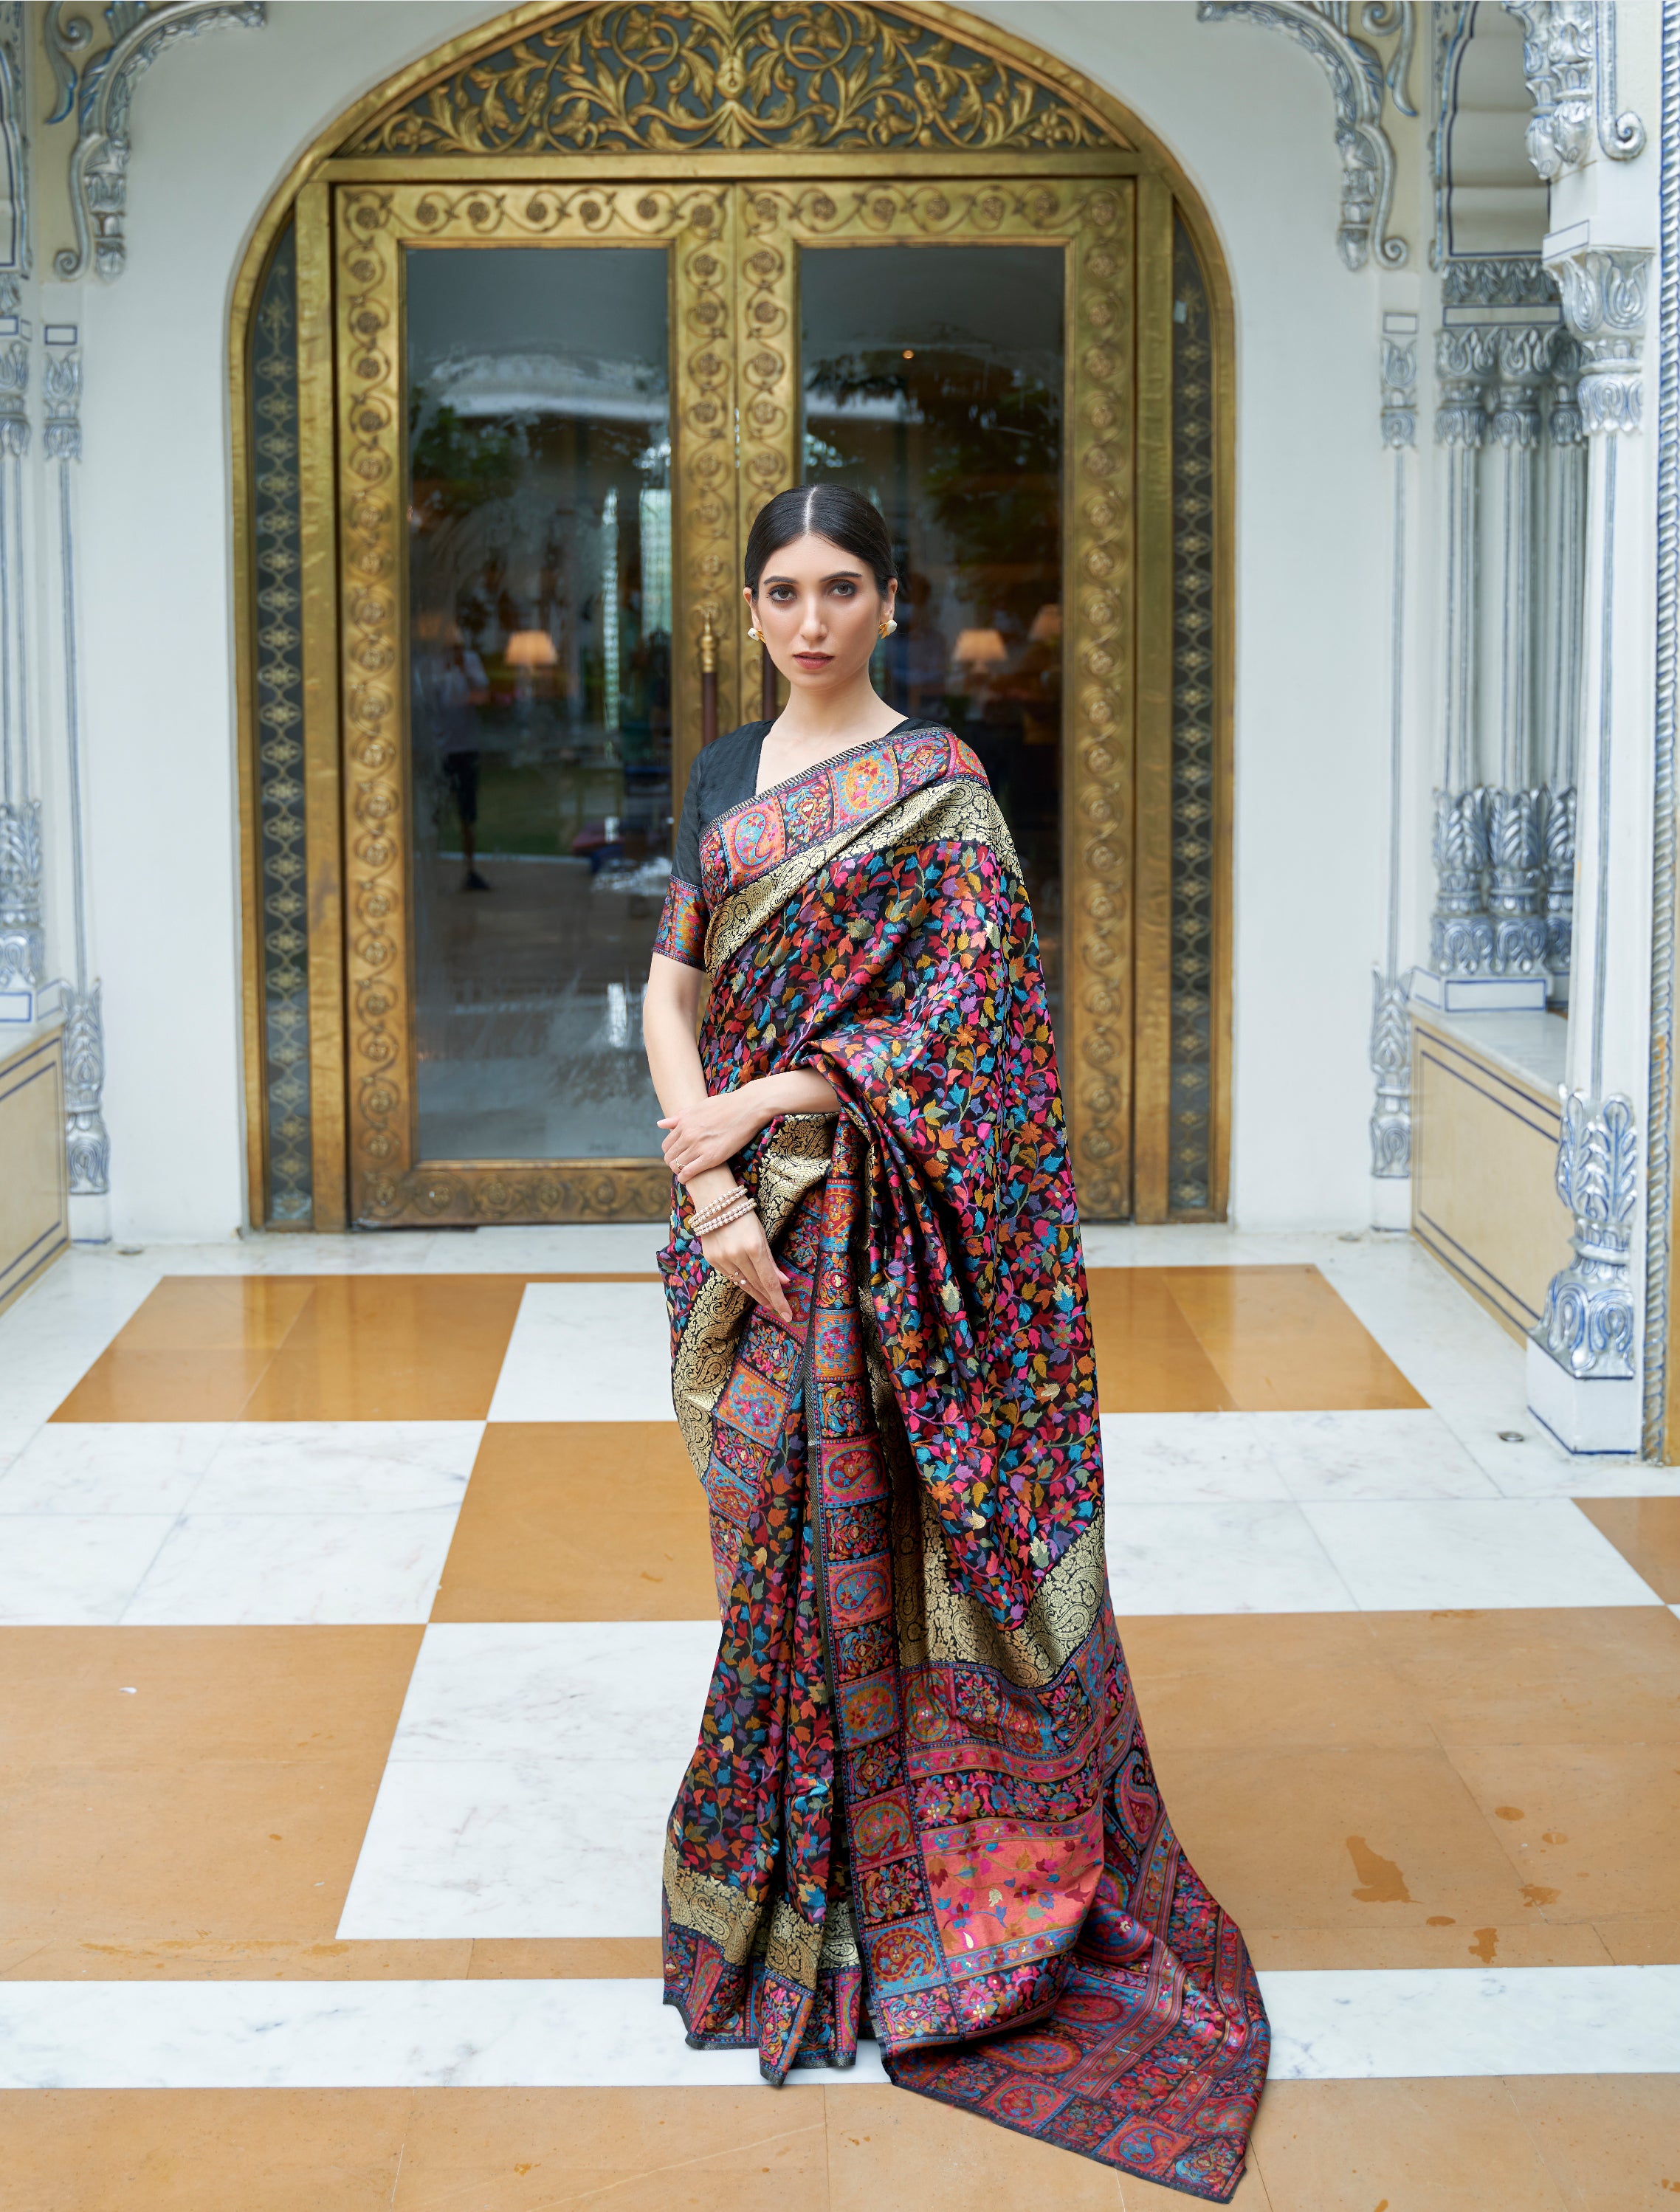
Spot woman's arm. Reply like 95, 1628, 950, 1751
645, 951, 838, 1326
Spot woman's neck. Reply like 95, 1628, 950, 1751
768, 675, 902, 749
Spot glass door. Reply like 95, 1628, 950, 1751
330, 174, 1154, 1227
331, 182, 740, 1227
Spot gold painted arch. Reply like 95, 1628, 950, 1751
231, 0, 1234, 1232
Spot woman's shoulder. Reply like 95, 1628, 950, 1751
689, 720, 771, 819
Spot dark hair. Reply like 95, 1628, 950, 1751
743, 483, 898, 597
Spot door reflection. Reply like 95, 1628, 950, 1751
799, 244, 1064, 1035
405, 246, 672, 1162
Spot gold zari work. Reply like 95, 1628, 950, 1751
348, 1, 1121, 158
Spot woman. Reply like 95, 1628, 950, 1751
642, 485, 1267, 2202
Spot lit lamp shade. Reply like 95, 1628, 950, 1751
1028, 603, 1062, 643
953, 627, 1008, 670
504, 629, 558, 668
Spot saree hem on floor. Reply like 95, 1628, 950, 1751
656, 727, 1267, 2203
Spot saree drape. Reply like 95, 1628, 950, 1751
656, 727, 1267, 2203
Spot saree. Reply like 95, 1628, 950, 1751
655, 726, 1268, 2202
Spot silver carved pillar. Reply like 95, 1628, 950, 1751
0, 269, 40, 1019
44, 325, 109, 1227
1428, 328, 1496, 981
1371, 317, 1415, 1223
1526, 246, 1652, 1451
1484, 326, 1552, 976
1540, 340, 1586, 988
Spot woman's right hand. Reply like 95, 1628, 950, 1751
701, 1207, 793, 1328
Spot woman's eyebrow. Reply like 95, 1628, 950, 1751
762, 568, 867, 586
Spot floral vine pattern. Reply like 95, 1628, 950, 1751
250, 223, 312, 1223
1168, 214, 1218, 1215
347, 2, 1118, 157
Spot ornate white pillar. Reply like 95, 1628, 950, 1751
1419, 328, 1497, 996
42, 324, 108, 1238
1540, 338, 1586, 989
1370, 314, 1416, 1227
1526, 245, 1653, 1451
0, 269, 40, 1019
1484, 325, 1553, 978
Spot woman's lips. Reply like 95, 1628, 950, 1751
793, 652, 833, 666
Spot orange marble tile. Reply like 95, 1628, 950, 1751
0, 1940, 472, 1980
1366, 1603, 1680, 1747
49, 1347, 276, 1422
430, 1422, 716, 1622
1155, 1745, 1535, 1933
1574, 1495, 1680, 1602
1250, 2079, 1569, 2211
1, 1627, 419, 1944
1507, 2076, 1680, 2212
1163, 1265, 1428, 1411
824, 2084, 1124, 2210
241, 1275, 528, 1421
396, 2087, 830, 2212
110, 1276, 317, 1354
0, 2089, 413, 2212
1244, 1921, 1611, 1971
1085, 1270, 1236, 1413
1594, 1914, 1680, 1963
1447, 1741, 1680, 1924
1120, 1612, 1433, 1753
466, 1937, 664, 1977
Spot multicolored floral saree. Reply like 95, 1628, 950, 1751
654, 725, 1268, 2202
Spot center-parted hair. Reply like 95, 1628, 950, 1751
743, 483, 898, 598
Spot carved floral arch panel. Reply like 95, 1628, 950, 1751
232, 0, 1233, 1231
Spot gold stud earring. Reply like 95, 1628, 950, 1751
880, 617, 898, 638
748, 622, 764, 644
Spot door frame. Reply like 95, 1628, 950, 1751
230, 1, 1234, 1230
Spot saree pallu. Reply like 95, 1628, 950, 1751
657, 728, 1267, 2203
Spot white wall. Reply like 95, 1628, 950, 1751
75, 0, 1391, 1238
977, 4, 1392, 1227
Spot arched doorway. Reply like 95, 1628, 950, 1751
233, 1, 1233, 1230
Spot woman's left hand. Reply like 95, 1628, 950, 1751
658, 1085, 768, 1182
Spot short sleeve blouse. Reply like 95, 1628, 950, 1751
653, 721, 771, 968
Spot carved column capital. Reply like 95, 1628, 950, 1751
1503, 0, 1645, 179
1488, 323, 1555, 448
1380, 331, 1416, 449
1433, 325, 1498, 447
1543, 245, 1651, 435
43, 333, 81, 463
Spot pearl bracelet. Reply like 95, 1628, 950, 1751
691, 1185, 755, 1234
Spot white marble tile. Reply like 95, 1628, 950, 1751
1264, 1964, 1680, 2080
120, 1507, 461, 1625
387, 1622, 717, 1764
0, 1420, 40, 1473
337, 1757, 683, 1939
1252, 1410, 1501, 1502
0, 1515, 176, 1624
190, 1423, 481, 1515
427, 1223, 667, 1275
1098, 1413, 1287, 1502
2, 1967, 1674, 2089
0, 1977, 884, 2089
140, 1236, 443, 1277
0, 1258, 160, 1425
0, 1422, 228, 1514
1104, 1501, 1357, 1615
488, 1282, 673, 1422
1298, 1497, 1664, 1611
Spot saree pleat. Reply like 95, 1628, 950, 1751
659, 730, 1267, 2202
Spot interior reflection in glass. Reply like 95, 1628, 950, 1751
405, 246, 672, 1162
799, 244, 1064, 1037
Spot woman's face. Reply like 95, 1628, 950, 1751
745, 533, 896, 695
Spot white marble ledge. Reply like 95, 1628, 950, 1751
1, 1968, 1674, 2090
1412, 1007, 1569, 1100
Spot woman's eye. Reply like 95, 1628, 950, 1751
831, 582, 856, 598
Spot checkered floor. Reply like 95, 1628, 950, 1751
1, 1221, 1678, 2209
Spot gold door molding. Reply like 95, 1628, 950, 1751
332, 179, 734, 1226
231, 0, 1235, 1231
